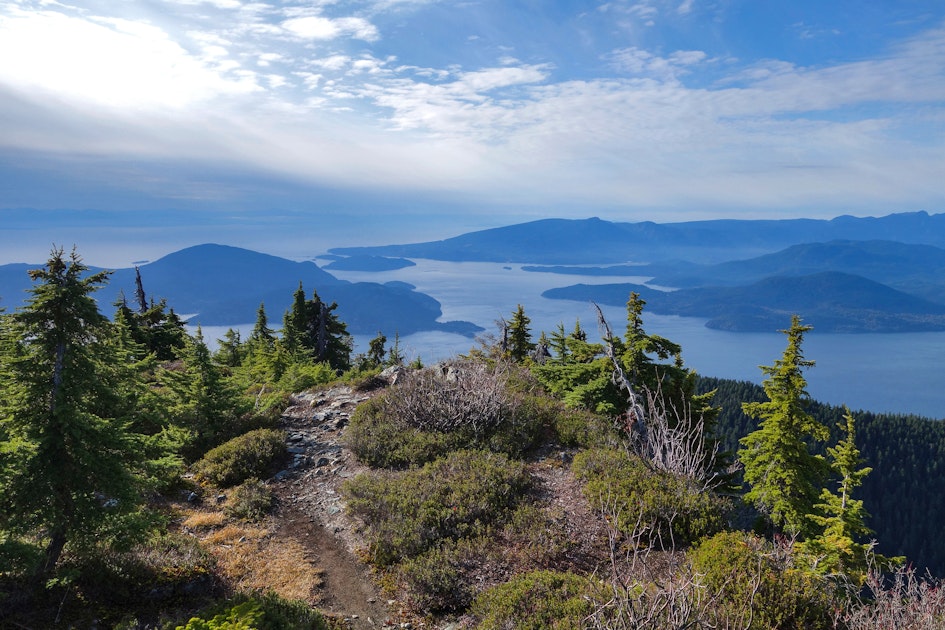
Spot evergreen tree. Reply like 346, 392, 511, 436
0, 248, 152, 577
161, 327, 249, 456
507, 304, 534, 362
367, 331, 387, 367
549, 322, 569, 361
387, 332, 405, 366
248, 302, 276, 350
799, 409, 874, 580
214, 328, 244, 368
738, 315, 829, 537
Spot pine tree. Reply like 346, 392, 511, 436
799, 409, 874, 580
367, 332, 387, 367
248, 302, 276, 350
507, 304, 534, 362
0, 248, 152, 577
738, 315, 829, 537
161, 327, 249, 456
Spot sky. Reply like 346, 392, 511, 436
2, 0, 945, 265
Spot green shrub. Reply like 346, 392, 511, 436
573, 448, 729, 547
398, 537, 489, 613
344, 362, 556, 469
193, 429, 286, 487
503, 504, 572, 568
225, 478, 274, 521
344, 397, 462, 468
470, 570, 606, 630
690, 531, 834, 630
276, 362, 338, 393
552, 406, 616, 448
171, 592, 329, 630
342, 449, 531, 566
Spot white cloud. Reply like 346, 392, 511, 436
0, 10, 260, 110
281, 15, 378, 41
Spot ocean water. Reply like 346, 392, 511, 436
326, 260, 945, 420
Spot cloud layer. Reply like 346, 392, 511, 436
1, 0, 944, 220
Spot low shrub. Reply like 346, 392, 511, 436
573, 448, 729, 547
552, 406, 616, 448
397, 537, 490, 613
342, 449, 531, 567
469, 570, 606, 630
170, 592, 330, 630
689, 531, 834, 630
502, 504, 572, 569
344, 397, 461, 469
193, 429, 286, 488
225, 478, 274, 521
344, 360, 557, 468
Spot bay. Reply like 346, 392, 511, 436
329, 260, 945, 420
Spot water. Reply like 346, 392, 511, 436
325, 260, 945, 420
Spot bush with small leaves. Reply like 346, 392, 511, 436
171, 592, 329, 630
573, 447, 729, 548
689, 531, 834, 630
193, 429, 286, 487
397, 537, 489, 613
225, 479, 274, 521
342, 449, 531, 567
470, 570, 607, 630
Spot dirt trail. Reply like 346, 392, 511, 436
271, 385, 399, 629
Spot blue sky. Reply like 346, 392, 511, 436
2, 0, 945, 265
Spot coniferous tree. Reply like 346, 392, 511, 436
507, 304, 534, 362
161, 327, 249, 456
367, 331, 387, 367
799, 409, 875, 580
0, 248, 152, 577
738, 315, 829, 537
248, 302, 276, 350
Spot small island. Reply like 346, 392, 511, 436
323, 255, 417, 272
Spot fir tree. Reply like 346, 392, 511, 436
800, 409, 874, 580
507, 304, 534, 362
0, 248, 152, 577
738, 315, 829, 537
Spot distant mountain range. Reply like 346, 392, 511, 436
0, 244, 482, 337
328, 211, 945, 333
330, 211, 945, 265
6, 211, 945, 336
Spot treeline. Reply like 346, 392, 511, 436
700, 374, 945, 575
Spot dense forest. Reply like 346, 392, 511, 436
2, 248, 944, 628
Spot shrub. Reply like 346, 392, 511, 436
171, 592, 329, 630
342, 449, 531, 566
573, 448, 729, 547
193, 429, 286, 487
225, 478, 275, 521
689, 531, 833, 630
503, 504, 572, 568
553, 406, 616, 448
470, 570, 606, 630
344, 397, 462, 469
398, 537, 489, 613
344, 360, 555, 468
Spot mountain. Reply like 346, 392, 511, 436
329, 211, 945, 265
646, 240, 945, 304
0, 244, 482, 337
543, 271, 945, 333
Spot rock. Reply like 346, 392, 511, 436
316, 457, 330, 468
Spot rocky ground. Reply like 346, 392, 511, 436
267, 376, 612, 630
270, 384, 401, 629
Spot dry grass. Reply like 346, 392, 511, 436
181, 510, 226, 531
173, 503, 324, 603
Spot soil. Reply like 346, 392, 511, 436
270, 385, 402, 630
